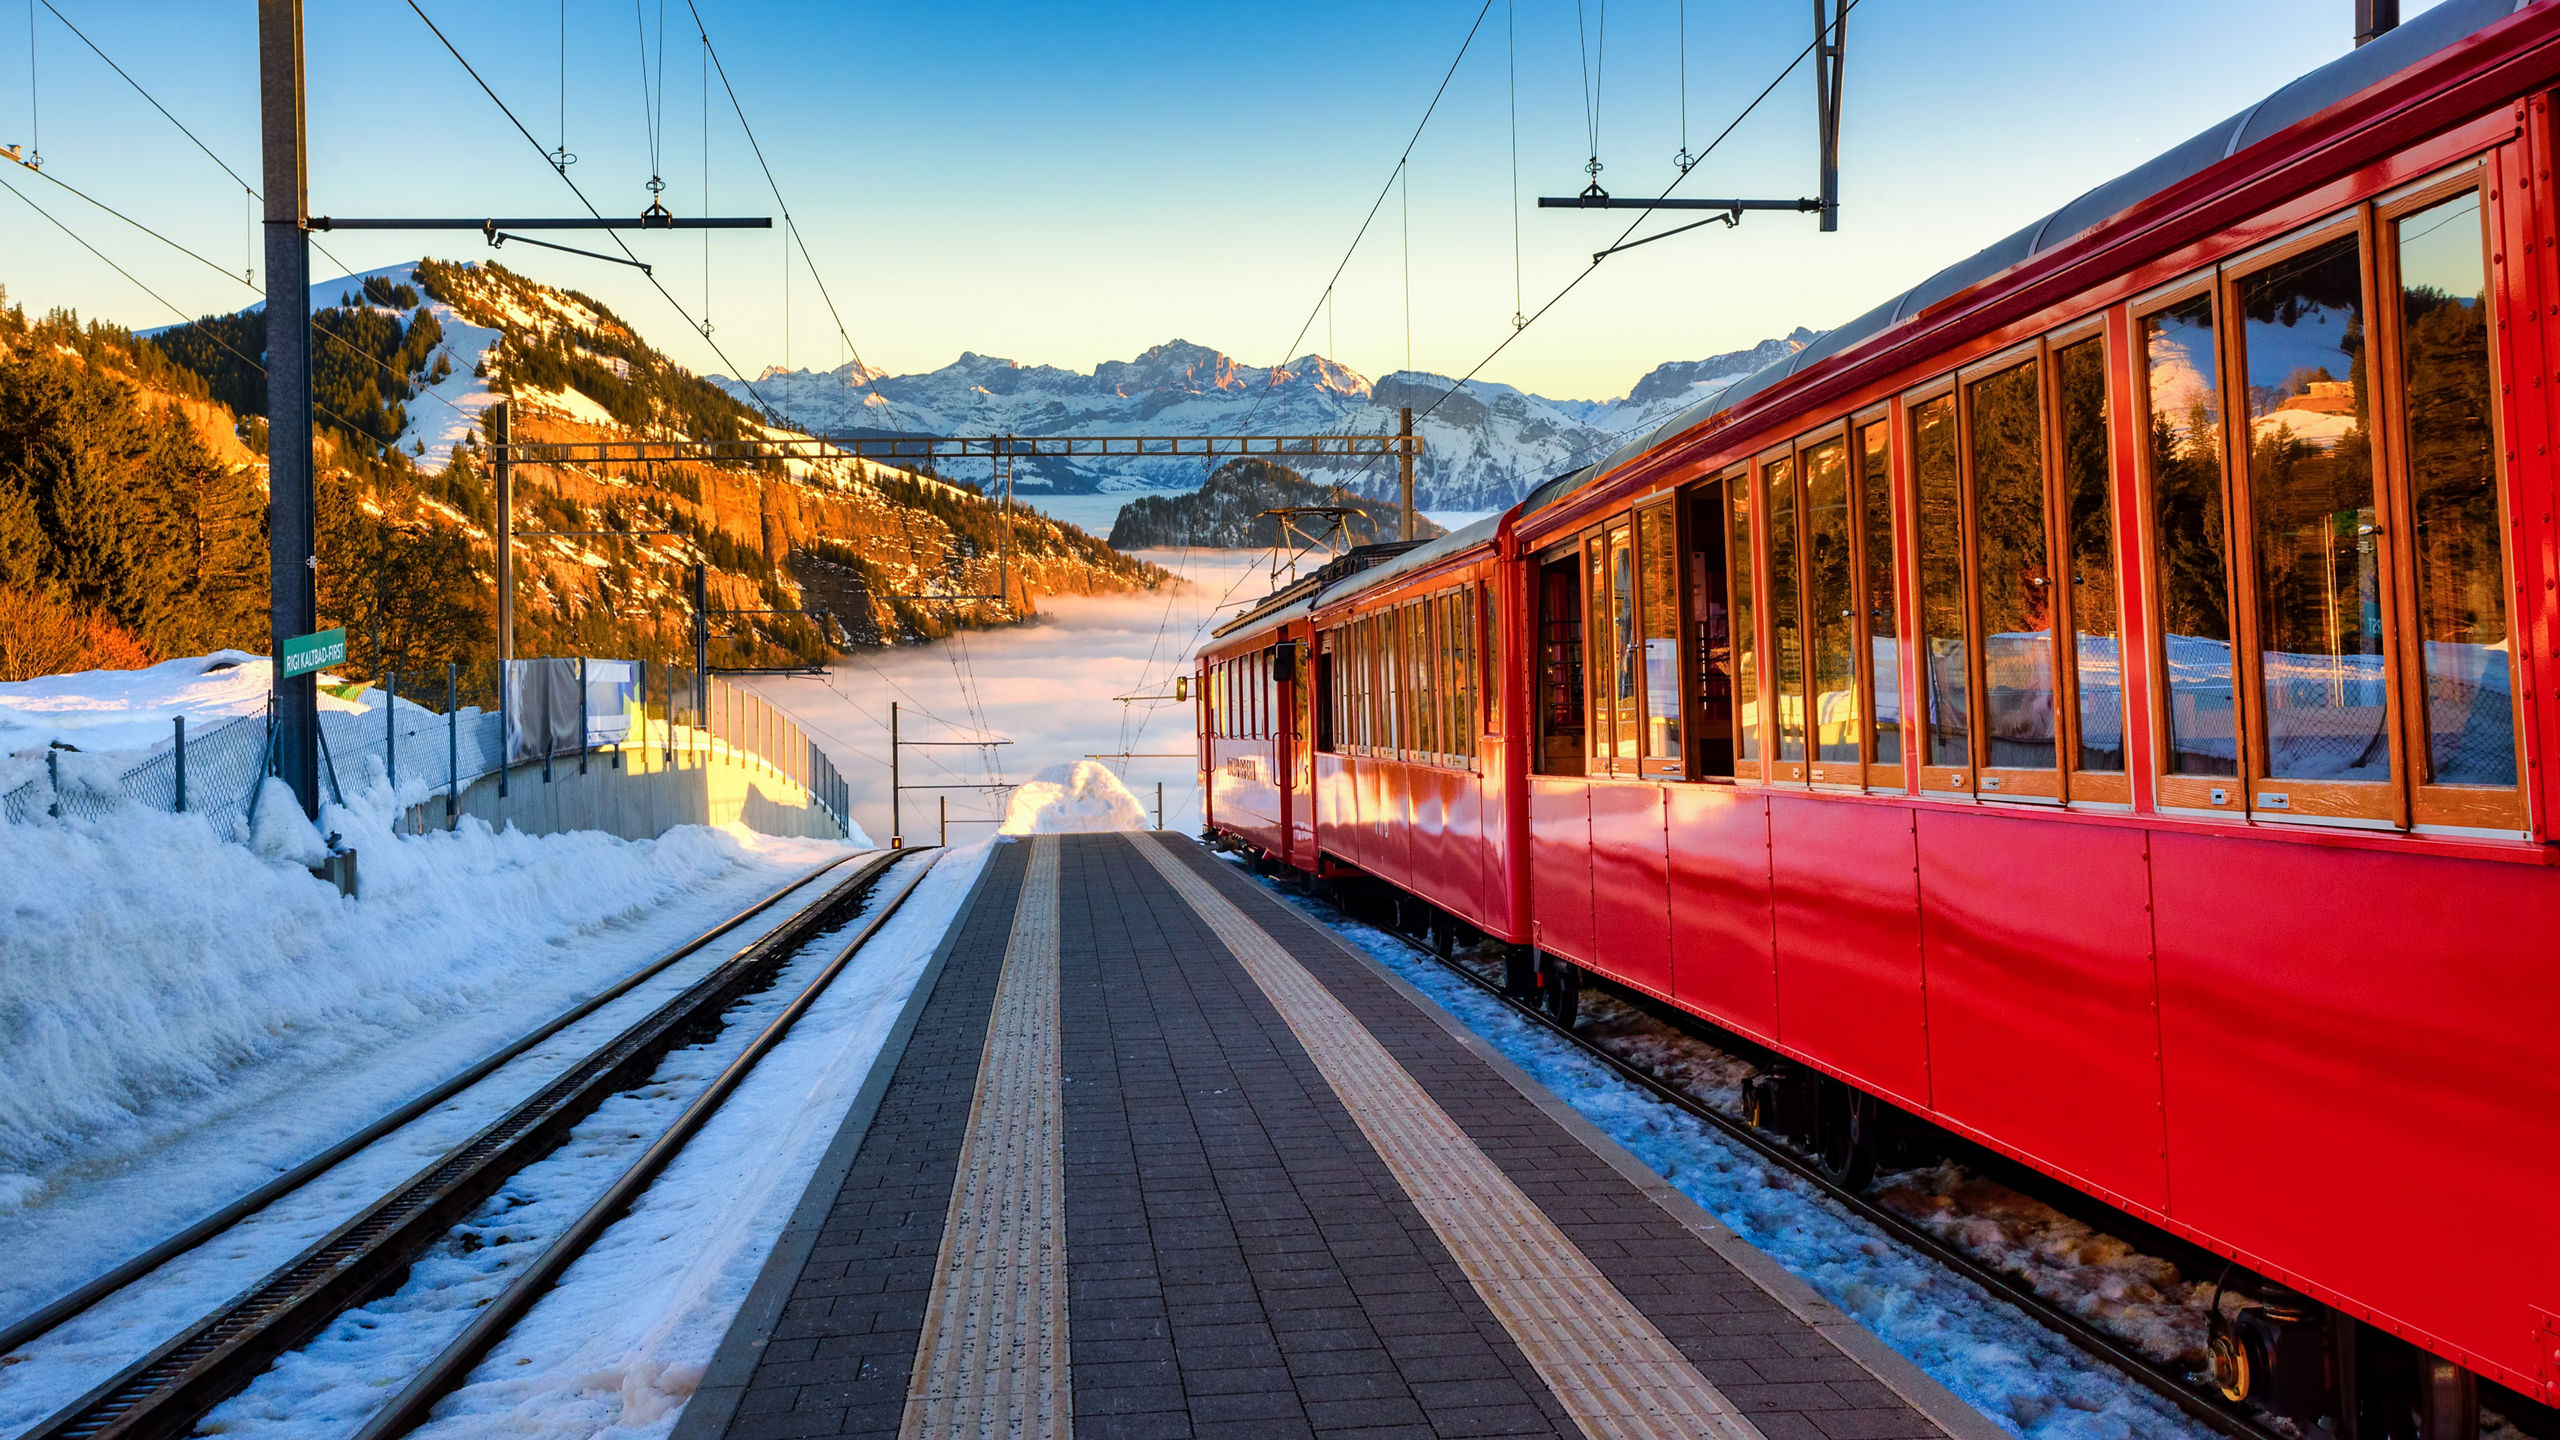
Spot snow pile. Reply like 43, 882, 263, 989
0, 651, 371, 758
0, 778, 816, 1196
998, 760, 1148, 835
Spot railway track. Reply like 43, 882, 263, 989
13, 845, 940, 1440
1307, 886, 2296, 1440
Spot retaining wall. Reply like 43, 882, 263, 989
405, 734, 844, 843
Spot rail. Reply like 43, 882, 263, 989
15, 848, 919, 1440
1322, 885, 2297, 1440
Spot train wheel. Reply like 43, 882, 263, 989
1816, 1080, 1880, 1191
1538, 954, 1582, 1029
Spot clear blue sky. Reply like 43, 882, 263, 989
0, 0, 2449, 402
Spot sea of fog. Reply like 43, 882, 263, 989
745, 496, 1491, 848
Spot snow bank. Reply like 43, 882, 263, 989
998, 759, 1147, 835
0, 651, 372, 758
188, 843, 995, 1440
0, 777, 813, 1194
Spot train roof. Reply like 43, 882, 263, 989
1524, 0, 2534, 522
1205, 514, 1506, 647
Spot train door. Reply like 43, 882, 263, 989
1284, 635, 1315, 864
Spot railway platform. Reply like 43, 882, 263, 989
674, 832, 2002, 1440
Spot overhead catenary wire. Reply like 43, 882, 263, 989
681, 0, 901, 430
0, 168, 411, 445
1123, 0, 1862, 739
1113, 0, 1502, 753
401, 0, 782, 421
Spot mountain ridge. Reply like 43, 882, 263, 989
716, 329, 1818, 511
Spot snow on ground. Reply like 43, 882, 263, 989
743, 538, 1407, 847
0, 779, 857, 1401
999, 759, 1148, 834
189, 841, 994, 1440
0, 651, 373, 758
1257, 875, 2218, 1440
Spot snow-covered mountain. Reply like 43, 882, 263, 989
713, 331, 1816, 512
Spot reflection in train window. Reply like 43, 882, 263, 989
1536, 550, 1586, 775
2393, 189, 2516, 799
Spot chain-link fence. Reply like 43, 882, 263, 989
2, 658, 849, 839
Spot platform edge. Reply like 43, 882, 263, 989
1168, 846, 2010, 1440
669, 844, 1008, 1440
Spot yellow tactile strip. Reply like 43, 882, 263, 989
900, 837, 1071, 1440
1134, 835, 1767, 1440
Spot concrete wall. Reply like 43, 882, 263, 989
403, 736, 845, 843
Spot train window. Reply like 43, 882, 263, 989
2390, 186, 2521, 827
1912, 392, 1970, 785
1316, 638, 1336, 753
1764, 455, 1807, 775
1444, 588, 1478, 764
1637, 503, 1684, 778
1728, 472, 1762, 772
1857, 419, 1905, 777
1607, 521, 1640, 770
1687, 481, 1736, 778
2238, 230, 2396, 817
1968, 356, 2061, 797
1536, 549, 1586, 775
2142, 291, 2240, 804
2056, 336, 2127, 787
1479, 579, 1500, 738
1409, 602, 1436, 761
1803, 437, 1858, 777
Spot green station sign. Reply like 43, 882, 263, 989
277, 627, 347, 680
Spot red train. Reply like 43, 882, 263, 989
1197, 5, 2560, 1437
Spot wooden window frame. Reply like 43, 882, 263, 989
2048, 316, 2134, 806
1480, 575, 1502, 741
1532, 540, 1589, 777
1755, 445, 1809, 784
1902, 376, 1973, 797
2375, 167, 2528, 834
1634, 498, 1688, 780
1955, 338, 2065, 805
1724, 466, 1768, 784
1789, 421, 1860, 790
2219, 212, 2409, 829
1852, 403, 1912, 792
2129, 273, 2243, 817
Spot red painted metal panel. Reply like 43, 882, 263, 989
2153, 833, 2560, 1401
1412, 763, 1452, 902
1664, 784, 1779, 1045
1767, 795, 1930, 1109
2503, 118, 2558, 843
1442, 762, 1485, 927
1477, 739, 1524, 942
1916, 811, 2168, 1213
1313, 752, 1351, 867
1588, 781, 1673, 1001
1528, 775, 1593, 964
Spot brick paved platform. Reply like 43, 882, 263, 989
673, 833, 2002, 1440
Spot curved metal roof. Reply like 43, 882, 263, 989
1528, 0, 2532, 521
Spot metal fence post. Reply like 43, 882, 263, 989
1157, 781, 1164, 832
446, 662, 459, 823
385, 669, 397, 791
498, 658, 511, 799
174, 716, 188, 813
578, 655, 590, 776
47, 747, 59, 819
940, 793, 947, 846
634, 658, 647, 771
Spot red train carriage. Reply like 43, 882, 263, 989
1202, 5, 2560, 1436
